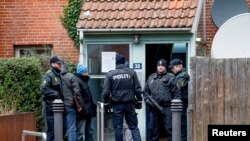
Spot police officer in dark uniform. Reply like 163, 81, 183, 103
143, 59, 181, 141
40, 56, 63, 141
102, 53, 142, 141
169, 59, 190, 141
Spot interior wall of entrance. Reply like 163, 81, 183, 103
145, 44, 173, 79
145, 43, 187, 140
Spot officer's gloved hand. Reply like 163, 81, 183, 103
134, 101, 142, 109
104, 103, 112, 112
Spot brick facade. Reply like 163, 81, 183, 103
197, 0, 250, 56
0, 0, 79, 63
1, 0, 249, 60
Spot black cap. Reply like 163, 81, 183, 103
157, 59, 167, 68
169, 59, 183, 69
116, 53, 125, 65
49, 56, 62, 64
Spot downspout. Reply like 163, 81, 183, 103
79, 31, 84, 64
203, 0, 207, 56
188, 1, 204, 141
189, 0, 204, 57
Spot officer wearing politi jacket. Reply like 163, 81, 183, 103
102, 53, 142, 141
143, 59, 181, 141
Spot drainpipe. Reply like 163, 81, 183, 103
79, 31, 84, 64
203, 0, 207, 56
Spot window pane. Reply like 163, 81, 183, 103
87, 44, 129, 75
19, 49, 51, 57
14, 44, 52, 57
89, 78, 115, 141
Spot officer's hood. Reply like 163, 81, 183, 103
60, 63, 68, 75
116, 64, 127, 69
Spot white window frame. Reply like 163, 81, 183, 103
14, 45, 52, 57
85, 43, 132, 79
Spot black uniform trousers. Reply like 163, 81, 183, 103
149, 105, 172, 141
112, 102, 141, 141
45, 100, 67, 141
181, 99, 188, 141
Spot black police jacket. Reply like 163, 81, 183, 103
175, 69, 190, 101
143, 72, 181, 106
40, 67, 62, 101
102, 64, 142, 103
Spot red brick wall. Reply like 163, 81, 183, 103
205, 0, 216, 55
204, 0, 250, 56
0, 0, 79, 63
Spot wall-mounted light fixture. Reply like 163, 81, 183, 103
196, 37, 202, 42
196, 37, 206, 47
133, 34, 140, 45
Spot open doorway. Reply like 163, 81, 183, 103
145, 43, 187, 140
145, 43, 173, 140
145, 43, 187, 78
171, 43, 187, 69
145, 44, 173, 79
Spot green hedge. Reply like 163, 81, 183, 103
67, 62, 77, 74
0, 57, 77, 131
0, 57, 49, 131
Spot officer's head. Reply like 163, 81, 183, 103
169, 59, 183, 74
77, 63, 88, 76
116, 53, 125, 66
157, 59, 167, 74
49, 56, 62, 71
